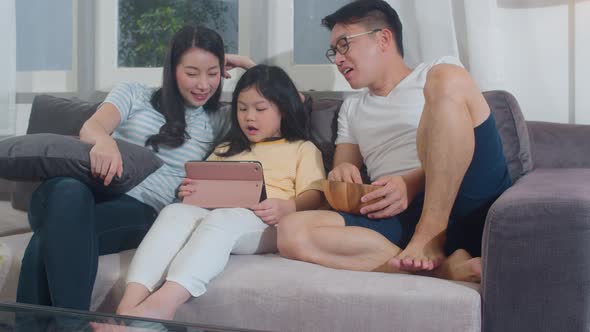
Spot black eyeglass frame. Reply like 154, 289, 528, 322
325, 28, 382, 63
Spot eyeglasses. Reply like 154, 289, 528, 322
325, 29, 382, 64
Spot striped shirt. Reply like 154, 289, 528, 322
104, 81, 230, 211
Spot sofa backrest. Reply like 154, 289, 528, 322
11, 90, 533, 211
308, 90, 534, 183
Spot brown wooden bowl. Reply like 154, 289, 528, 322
321, 180, 381, 215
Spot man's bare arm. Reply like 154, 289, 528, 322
328, 143, 364, 184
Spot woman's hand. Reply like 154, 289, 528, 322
177, 178, 196, 199
89, 137, 123, 186
251, 198, 296, 226
224, 54, 256, 78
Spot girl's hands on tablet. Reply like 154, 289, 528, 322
177, 178, 196, 199
251, 198, 296, 225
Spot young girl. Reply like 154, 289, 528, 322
114, 65, 326, 320
16, 25, 255, 311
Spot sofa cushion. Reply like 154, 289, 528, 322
0, 133, 163, 195
10, 95, 101, 210
27, 95, 99, 135
0, 232, 482, 332
483, 90, 533, 182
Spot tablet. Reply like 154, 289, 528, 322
182, 161, 267, 208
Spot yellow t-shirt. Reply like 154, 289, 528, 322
207, 139, 325, 200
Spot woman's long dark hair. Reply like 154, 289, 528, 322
217, 65, 312, 157
146, 25, 225, 151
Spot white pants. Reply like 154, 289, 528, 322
126, 203, 277, 297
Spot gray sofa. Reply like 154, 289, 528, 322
0, 90, 589, 332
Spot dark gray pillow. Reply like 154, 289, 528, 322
0, 133, 163, 195
484, 90, 533, 183
28, 95, 101, 135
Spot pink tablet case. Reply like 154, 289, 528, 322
182, 161, 265, 208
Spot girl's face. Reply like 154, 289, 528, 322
237, 87, 282, 143
175, 48, 221, 108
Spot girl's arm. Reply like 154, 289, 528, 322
294, 190, 325, 212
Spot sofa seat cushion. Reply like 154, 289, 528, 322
0, 232, 481, 332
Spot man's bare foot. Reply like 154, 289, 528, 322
388, 231, 445, 271
434, 249, 482, 282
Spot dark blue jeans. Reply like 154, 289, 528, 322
16, 177, 158, 311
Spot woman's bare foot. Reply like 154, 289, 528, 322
434, 249, 481, 282
388, 231, 446, 272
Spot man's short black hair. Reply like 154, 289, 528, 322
322, 0, 404, 57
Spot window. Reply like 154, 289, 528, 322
118, 0, 238, 68
294, 0, 350, 65
15, 0, 76, 93
265, 0, 356, 91
96, 0, 354, 92
96, 0, 242, 91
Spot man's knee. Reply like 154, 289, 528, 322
424, 64, 473, 104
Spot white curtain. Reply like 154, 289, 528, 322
388, 0, 505, 91
387, 0, 589, 124
0, 0, 16, 136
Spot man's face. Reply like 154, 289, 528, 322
329, 23, 382, 89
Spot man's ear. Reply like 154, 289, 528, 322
378, 28, 396, 53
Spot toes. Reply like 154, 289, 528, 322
402, 256, 414, 267
388, 257, 402, 268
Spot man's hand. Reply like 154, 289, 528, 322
251, 198, 296, 225
327, 162, 363, 184
359, 175, 409, 219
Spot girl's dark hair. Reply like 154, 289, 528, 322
217, 64, 311, 157
322, 0, 404, 57
146, 25, 225, 151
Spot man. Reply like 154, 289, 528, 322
277, 0, 511, 281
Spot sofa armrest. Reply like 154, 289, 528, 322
527, 121, 590, 169
482, 168, 590, 332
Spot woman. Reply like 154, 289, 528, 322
16, 25, 255, 311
